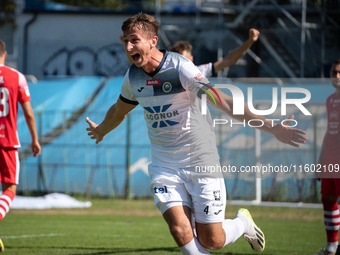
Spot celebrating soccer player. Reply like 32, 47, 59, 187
86, 13, 307, 254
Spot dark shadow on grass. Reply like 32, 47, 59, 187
69, 247, 180, 254
6, 246, 273, 255
72, 250, 271, 255
5, 246, 179, 254
219, 252, 274, 255
71, 248, 269, 255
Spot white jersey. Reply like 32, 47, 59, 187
120, 50, 219, 168
197, 63, 215, 78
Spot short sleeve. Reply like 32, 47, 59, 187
120, 69, 139, 105
179, 60, 212, 93
197, 63, 215, 78
18, 72, 30, 104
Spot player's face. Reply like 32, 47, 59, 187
181, 50, 193, 62
330, 63, 340, 89
122, 27, 155, 68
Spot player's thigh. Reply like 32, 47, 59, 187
0, 148, 20, 185
189, 177, 226, 224
163, 205, 192, 225
148, 164, 193, 214
190, 177, 226, 249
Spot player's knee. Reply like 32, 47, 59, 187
169, 223, 192, 241
2, 183, 17, 194
197, 234, 224, 250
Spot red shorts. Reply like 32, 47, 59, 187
0, 148, 20, 184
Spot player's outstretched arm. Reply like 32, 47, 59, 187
205, 88, 307, 147
86, 117, 104, 144
86, 98, 137, 144
271, 115, 308, 147
21, 101, 41, 157
213, 28, 260, 73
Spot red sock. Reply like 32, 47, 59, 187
322, 196, 340, 243
0, 189, 15, 221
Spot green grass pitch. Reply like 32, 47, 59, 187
0, 197, 326, 254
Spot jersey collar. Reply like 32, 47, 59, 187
143, 49, 168, 77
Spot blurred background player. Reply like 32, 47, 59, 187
0, 39, 41, 251
121, 28, 260, 78
169, 28, 260, 77
315, 58, 340, 255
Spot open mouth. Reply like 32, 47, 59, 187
131, 53, 141, 62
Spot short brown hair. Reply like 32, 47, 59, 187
332, 59, 340, 67
122, 13, 159, 38
0, 40, 5, 57
169, 41, 192, 55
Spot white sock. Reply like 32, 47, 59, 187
326, 242, 338, 253
222, 218, 245, 246
179, 237, 211, 255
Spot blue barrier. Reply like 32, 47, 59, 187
19, 77, 334, 201
17, 76, 104, 141
20, 76, 151, 197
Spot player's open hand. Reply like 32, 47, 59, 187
86, 117, 104, 144
272, 115, 308, 147
249, 28, 260, 42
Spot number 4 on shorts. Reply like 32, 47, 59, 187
204, 206, 209, 214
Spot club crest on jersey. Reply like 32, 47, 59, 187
213, 190, 221, 201
162, 82, 172, 93
146, 79, 161, 86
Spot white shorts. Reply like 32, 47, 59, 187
148, 163, 226, 224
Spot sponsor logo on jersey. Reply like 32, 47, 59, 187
0, 76, 3, 84
330, 111, 338, 120
146, 79, 161, 86
153, 186, 168, 194
138, 87, 145, 92
194, 73, 205, 80
144, 104, 180, 128
333, 99, 340, 108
